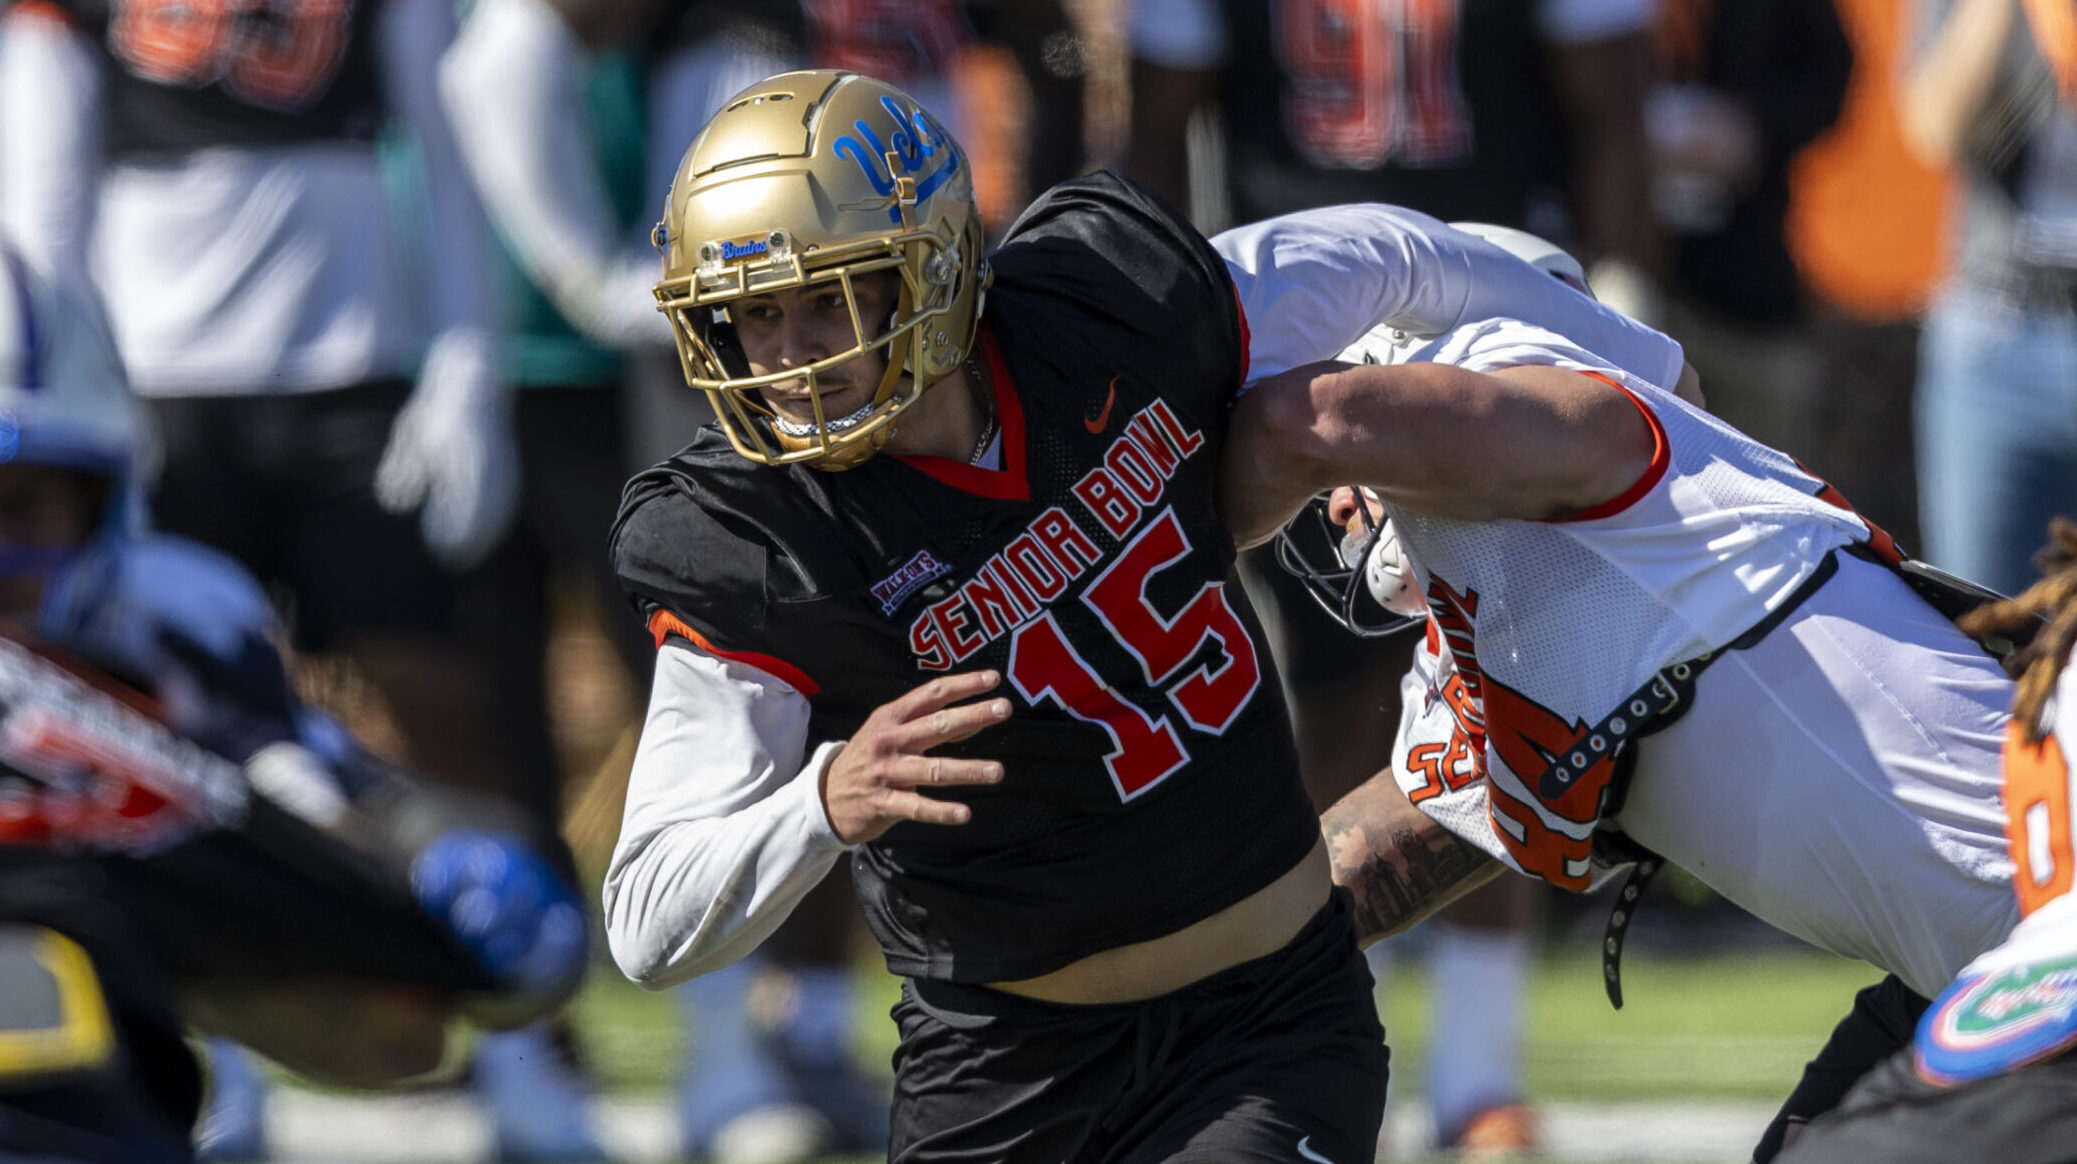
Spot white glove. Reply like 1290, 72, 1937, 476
375, 327, 521, 570
1340, 514, 1426, 617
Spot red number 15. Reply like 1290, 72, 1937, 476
1007, 508, 1261, 801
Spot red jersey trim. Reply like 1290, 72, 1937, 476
891, 325, 1030, 500
1806, 474, 1904, 565
1233, 285, 1252, 388
1546, 372, 1669, 524
648, 610, 820, 697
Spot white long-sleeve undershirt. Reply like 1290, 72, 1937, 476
602, 639, 852, 988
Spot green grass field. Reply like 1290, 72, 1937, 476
257, 944, 1879, 1162
569, 944, 1883, 1102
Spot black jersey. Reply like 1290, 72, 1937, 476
613, 173, 1320, 983
1216, 0, 1563, 227
56, 0, 386, 158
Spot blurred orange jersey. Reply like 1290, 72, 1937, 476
1786, 0, 1951, 321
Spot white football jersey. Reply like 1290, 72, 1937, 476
1380, 318, 1882, 889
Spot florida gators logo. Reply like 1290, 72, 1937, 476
832, 97, 965, 224
1916, 956, 2077, 1085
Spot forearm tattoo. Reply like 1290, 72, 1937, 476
1323, 793, 1492, 943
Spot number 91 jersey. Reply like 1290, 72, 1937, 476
53, 0, 386, 157
612, 174, 1320, 983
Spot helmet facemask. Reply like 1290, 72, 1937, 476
658, 222, 980, 470
1274, 494, 1423, 638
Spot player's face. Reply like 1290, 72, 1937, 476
0, 464, 105, 618
733, 272, 903, 428
1326, 485, 1387, 537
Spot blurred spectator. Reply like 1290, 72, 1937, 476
1123, 0, 1659, 1153
1903, 0, 2077, 597
0, 0, 595, 1156
1785, 0, 1954, 553
1648, 0, 1853, 462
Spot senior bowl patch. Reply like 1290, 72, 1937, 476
872, 550, 952, 616
1915, 954, 2077, 1085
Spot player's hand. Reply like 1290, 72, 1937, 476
411, 829, 591, 1023
375, 327, 521, 571
823, 670, 1010, 845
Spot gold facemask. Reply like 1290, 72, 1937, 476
653, 70, 989, 470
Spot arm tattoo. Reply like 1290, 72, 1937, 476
1323, 785, 1495, 943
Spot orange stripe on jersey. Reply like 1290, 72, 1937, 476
1548, 373, 1669, 524
647, 610, 820, 697
1810, 478, 1903, 564
1233, 284, 1252, 388
2004, 720, 2075, 917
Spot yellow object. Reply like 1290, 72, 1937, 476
0, 927, 116, 1084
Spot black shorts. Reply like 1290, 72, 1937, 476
147, 382, 465, 651
888, 890, 1387, 1164
1776, 1044, 2077, 1164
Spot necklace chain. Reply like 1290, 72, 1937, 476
966, 355, 998, 466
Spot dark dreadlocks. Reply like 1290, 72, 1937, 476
1959, 517, 2077, 741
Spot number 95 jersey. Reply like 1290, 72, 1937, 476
612, 173, 1319, 984
51, 0, 386, 157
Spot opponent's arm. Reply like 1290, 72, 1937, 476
1323, 773, 1502, 945
1219, 358, 1657, 547
603, 641, 1006, 987
1213, 205, 1685, 387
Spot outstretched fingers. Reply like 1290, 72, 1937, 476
825, 669, 1014, 844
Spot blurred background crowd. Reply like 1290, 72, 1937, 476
0, 0, 2069, 1159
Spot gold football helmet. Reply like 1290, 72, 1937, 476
652, 70, 989, 470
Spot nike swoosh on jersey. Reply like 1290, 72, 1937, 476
1084, 376, 1119, 434
1296, 1136, 1336, 1164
